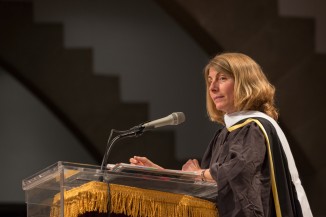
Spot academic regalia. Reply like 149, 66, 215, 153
201, 111, 313, 217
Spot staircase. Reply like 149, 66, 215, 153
155, 0, 326, 215
1, 0, 325, 215
0, 1, 178, 168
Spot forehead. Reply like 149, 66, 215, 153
207, 67, 228, 78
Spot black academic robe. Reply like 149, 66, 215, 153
201, 117, 303, 217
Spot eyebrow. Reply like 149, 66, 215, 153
208, 72, 222, 79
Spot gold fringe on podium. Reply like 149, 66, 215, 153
50, 181, 109, 217
50, 181, 218, 217
110, 183, 218, 217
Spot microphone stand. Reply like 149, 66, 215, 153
99, 112, 184, 173
99, 125, 145, 180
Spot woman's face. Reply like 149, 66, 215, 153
208, 67, 236, 114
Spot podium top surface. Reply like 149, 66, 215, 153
22, 161, 218, 201
22, 161, 100, 190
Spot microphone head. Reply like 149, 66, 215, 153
171, 112, 186, 125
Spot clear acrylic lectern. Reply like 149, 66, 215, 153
22, 161, 218, 217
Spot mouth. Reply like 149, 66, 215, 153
213, 96, 223, 101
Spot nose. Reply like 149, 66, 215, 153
209, 79, 218, 92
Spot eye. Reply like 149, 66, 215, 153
207, 77, 212, 84
218, 75, 228, 81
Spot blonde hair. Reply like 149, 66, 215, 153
204, 52, 278, 124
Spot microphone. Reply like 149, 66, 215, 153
99, 112, 185, 177
133, 112, 185, 132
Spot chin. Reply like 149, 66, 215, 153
215, 107, 226, 113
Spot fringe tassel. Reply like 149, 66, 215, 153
50, 181, 218, 217
50, 181, 108, 217
109, 184, 218, 217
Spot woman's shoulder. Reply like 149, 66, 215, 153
231, 117, 276, 131
227, 118, 277, 142
230, 117, 280, 144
